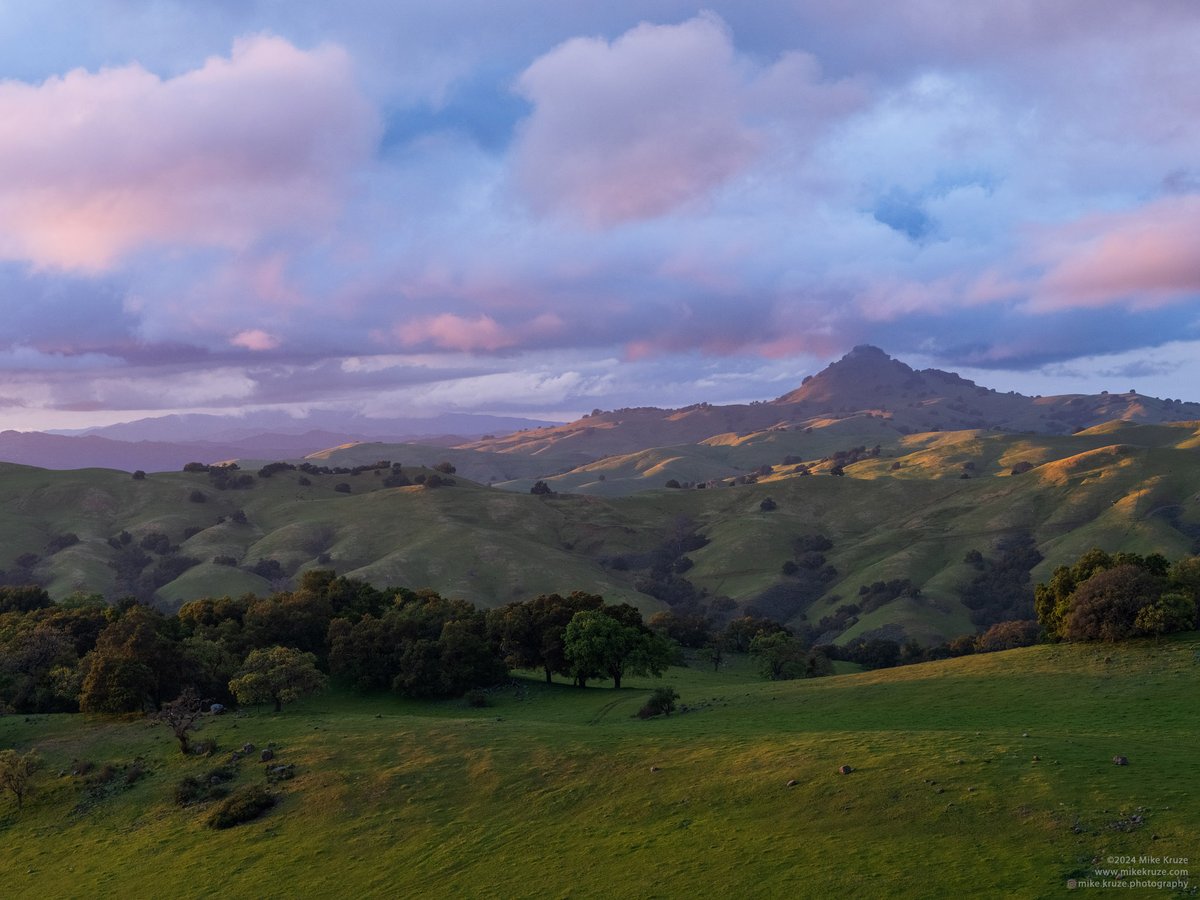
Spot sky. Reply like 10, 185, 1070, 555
2, 0, 1199, 431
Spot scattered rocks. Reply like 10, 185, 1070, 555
265, 763, 295, 783
1113, 755, 1129, 766
1109, 811, 1145, 832
838, 765, 853, 775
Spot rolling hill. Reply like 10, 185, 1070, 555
3, 417, 1198, 646
2, 635, 1196, 897
295, 346, 1200, 499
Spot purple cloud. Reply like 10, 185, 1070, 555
2, 3, 1200, 430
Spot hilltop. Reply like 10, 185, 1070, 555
460, 345, 1200, 467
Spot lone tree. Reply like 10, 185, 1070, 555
638, 685, 679, 718
153, 688, 207, 755
229, 646, 327, 712
0, 749, 41, 811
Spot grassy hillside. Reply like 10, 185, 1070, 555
3, 420, 1199, 644
2, 635, 1196, 897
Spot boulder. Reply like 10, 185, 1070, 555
1113, 755, 1129, 766
838, 765, 853, 775
261, 749, 274, 762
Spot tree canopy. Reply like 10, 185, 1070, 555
228, 646, 327, 712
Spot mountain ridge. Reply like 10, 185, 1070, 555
462, 345, 1200, 462
6, 346, 1198, 474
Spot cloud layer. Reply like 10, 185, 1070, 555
0, 35, 377, 270
2, 3, 1199, 428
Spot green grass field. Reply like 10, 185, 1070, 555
2, 636, 1196, 898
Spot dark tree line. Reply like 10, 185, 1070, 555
0, 572, 682, 718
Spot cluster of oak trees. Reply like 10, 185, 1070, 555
0, 573, 685, 718
1035, 549, 1200, 642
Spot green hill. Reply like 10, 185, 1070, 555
2, 636, 1196, 897
3, 419, 1200, 645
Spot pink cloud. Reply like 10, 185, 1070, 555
0, 35, 379, 271
395, 312, 563, 353
1030, 195, 1200, 310
230, 329, 281, 351
511, 14, 864, 229
512, 14, 759, 227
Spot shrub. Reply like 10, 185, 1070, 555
189, 490, 207, 503
206, 784, 276, 829
974, 620, 1041, 652
45, 533, 80, 554
132, 470, 146, 480
334, 483, 351, 494
257, 462, 296, 479
637, 686, 679, 718
465, 690, 490, 708
174, 764, 236, 806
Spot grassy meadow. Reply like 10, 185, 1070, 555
2, 636, 1196, 898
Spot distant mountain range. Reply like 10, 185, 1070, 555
4, 346, 1198, 473
2, 413, 558, 472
